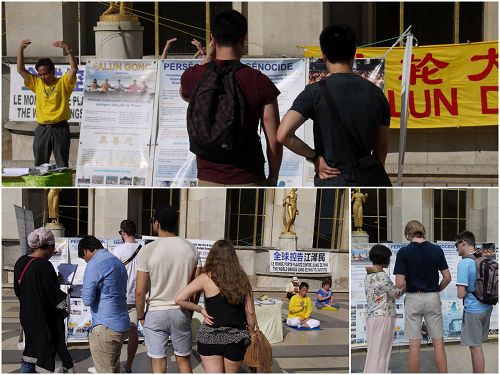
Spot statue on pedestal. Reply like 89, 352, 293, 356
46, 189, 65, 236
351, 188, 368, 231
47, 188, 61, 224
100, 2, 137, 22
282, 188, 299, 235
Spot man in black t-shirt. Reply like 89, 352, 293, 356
277, 24, 390, 186
394, 220, 451, 373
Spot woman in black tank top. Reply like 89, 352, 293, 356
175, 240, 256, 373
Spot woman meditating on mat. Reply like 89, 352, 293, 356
315, 279, 340, 311
175, 240, 256, 373
286, 282, 320, 329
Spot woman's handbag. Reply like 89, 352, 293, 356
243, 324, 273, 372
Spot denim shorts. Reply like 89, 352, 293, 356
143, 309, 192, 358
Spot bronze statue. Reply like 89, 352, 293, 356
101, 2, 137, 21
282, 188, 299, 235
352, 188, 368, 231
47, 188, 61, 224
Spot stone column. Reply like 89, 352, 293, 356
94, 15, 144, 59
467, 189, 499, 243
389, 189, 433, 242
93, 189, 129, 237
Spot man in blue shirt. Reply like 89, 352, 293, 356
79, 235, 130, 373
455, 231, 493, 373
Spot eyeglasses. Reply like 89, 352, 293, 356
455, 240, 464, 248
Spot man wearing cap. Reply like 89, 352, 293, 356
286, 276, 300, 299
394, 220, 451, 372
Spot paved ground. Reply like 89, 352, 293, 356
351, 337, 498, 373
2, 289, 349, 373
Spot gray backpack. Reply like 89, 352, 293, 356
468, 254, 498, 305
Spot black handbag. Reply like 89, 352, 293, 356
319, 80, 392, 187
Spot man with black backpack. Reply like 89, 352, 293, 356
277, 24, 391, 186
180, 10, 282, 186
456, 231, 497, 373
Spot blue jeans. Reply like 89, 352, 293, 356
20, 360, 36, 373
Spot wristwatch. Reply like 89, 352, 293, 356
306, 150, 320, 164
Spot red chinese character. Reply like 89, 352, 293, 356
399, 53, 449, 85
467, 48, 498, 81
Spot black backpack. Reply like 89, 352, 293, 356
187, 61, 248, 163
468, 254, 498, 305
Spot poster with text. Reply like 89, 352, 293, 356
242, 59, 307, 187
269, 250, 331, 273
154, 60, 200, 187
48, 237, 69, 275
350, 242, 498, 348
154, 59, 307, 186
76, 60, 158, 187
189, 239, 215, 267
9, 64, 85, 122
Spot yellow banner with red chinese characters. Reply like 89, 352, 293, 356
304, 41, 498, 128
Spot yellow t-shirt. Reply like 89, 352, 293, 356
288, 294, 312, 319
25, 72, 76, 124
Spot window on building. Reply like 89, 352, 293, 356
326, 2, 484, 47
225, 189, 265, 246
136, 189, 181, 236
313, 189, 346, 249
58, 189, 89, 236
352, 189, 387, 243
433, 189, 467, 241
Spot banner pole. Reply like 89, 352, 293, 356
397, 33, 414, 186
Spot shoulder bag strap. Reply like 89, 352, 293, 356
318, 79, 361, 168
123, 244, 142, 266
18, 257, 37, 286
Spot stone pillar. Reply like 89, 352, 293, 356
278, 234, 297, 251
246, 2, 324, 57
45, 222, 65, 238
94, 20, 144, 59
389, 189, 433, 242
351, 231, 369, 244
467, 189, 498, 243
185, 188, 226, 240
93, 189, 129, 237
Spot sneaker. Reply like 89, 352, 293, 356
297, 324, 301, 329
63, 368, 75, 373
124, 368, 132, 373
88, 367, 96, 374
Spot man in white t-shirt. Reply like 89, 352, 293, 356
111, 219, 141, 373
135, 207, 201, 373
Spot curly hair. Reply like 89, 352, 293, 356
203, 240, 251, 305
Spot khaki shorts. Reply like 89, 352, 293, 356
128, 304, 137, 325
404, 292, 443, 340
461, 309, 492, 347
89, 324, 129, 373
